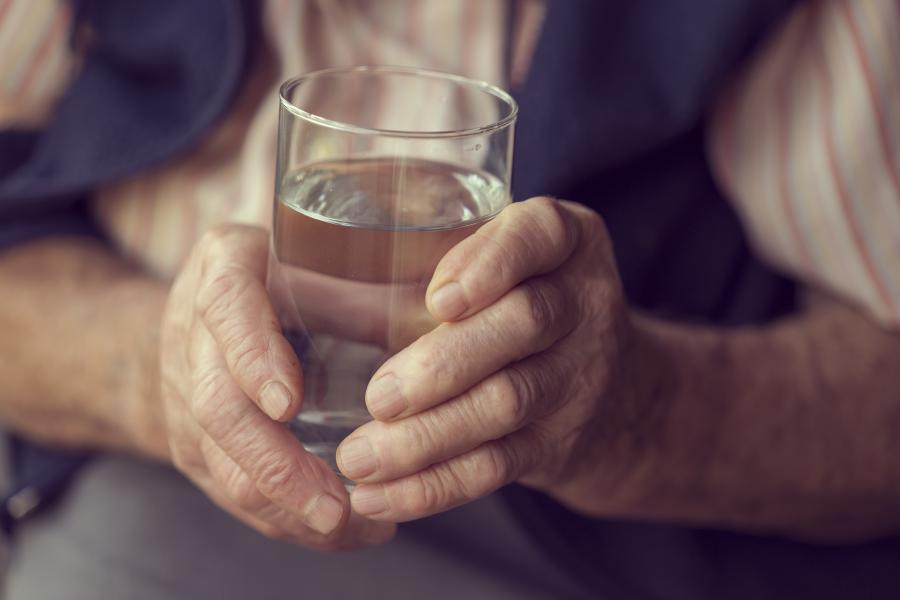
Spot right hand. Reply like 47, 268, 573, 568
159, 224, 396, 551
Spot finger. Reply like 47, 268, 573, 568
165, 413, 300, 542
209, 487, 395, 551
166, 368, 382, 550
350, 432, 537, 522
189, 322, 349, 538
280, 267, 430, 351
365, 276, 576, 421
192, 471, 292, 542
193, 442, 395, 550
201, 433, 293, 517
166, 369, 327, 545
426, 197, 580, 322
200, 433, 395, 548
340, 351, 566, 483
194, 225, 302, 422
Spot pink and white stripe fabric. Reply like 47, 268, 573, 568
0, 0, 74, 126
709, 0, 900, 327
3, 1, 898, 329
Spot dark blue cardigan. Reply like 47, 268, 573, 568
3, 1, 900, 598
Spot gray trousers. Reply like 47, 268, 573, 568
3, 456, 589, 599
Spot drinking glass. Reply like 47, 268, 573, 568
268, 66, 517, 481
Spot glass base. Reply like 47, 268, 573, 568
289, 410, 371, 490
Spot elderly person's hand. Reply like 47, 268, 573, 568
160, 224, 395, 550
338, 198, 656, 521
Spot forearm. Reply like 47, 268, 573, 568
564, 296, 900, 541
0, 237, 169, 459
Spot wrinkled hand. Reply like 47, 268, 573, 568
338, 198, 654, 521
160, 224, 395, 550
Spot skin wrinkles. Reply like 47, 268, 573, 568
1, 199, 899, 549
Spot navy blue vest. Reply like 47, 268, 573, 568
2, 1, 899, 598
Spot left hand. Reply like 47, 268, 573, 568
336, 197, 659, 521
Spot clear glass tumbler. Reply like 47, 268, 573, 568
268, 66, 517, 479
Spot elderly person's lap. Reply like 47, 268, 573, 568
3, 456, 586, 600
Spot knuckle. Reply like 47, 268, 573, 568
224, 473, 265, 511
401, 473, 448, 517
509, 280, 564, 347
477, 444, 516, 489
445, 460, 482, 502
451, 446, 516, 501
575, 204, 612, 253
483, 227, 521, 278
528, 196, 564, 230
197, 224, 237, 258
228, 336, 272, 378
190, 369, 230, 429
487, 370, 530, 430
405, 345, 437, 378
191, 370, 233, 428
398, 419, 435, 458
439, 393, 481, 435
439, 454, 493, 503
208, 448, 263, 510
253, 457, 296, 498
403, 345, 449, 392
525, 196, 574, 254
523, 284, 555, 337
196, 266, 252, 327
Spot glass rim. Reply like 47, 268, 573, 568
278, 65, 518, 139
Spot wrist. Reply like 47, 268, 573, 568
108, 276, 171, 461
540, 311, 677, 517
593, 315, 759, 528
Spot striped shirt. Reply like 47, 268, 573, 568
2, 0, 898, 328
709, 0, 900, 326
0, 0, 74, 126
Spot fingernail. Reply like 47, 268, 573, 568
430, 281, 467, 320
303, 493, 344, 535
351, 486, 390, 516
259, 381, 292, 420
366, 374, 406, 420
338, 437, 377, 479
